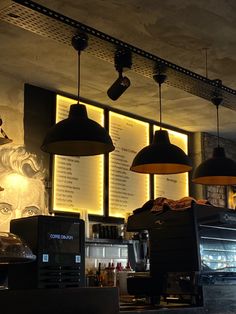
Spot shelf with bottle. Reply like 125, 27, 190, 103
85, 238, 133, 245
86, 261, 134, 292
86, 222, 134, 244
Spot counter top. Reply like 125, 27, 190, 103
119, 305, 205, 314
120, 309, 205, 314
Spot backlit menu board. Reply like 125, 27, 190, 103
154, 126, 189, 200
109, 112, 150, 218
52, 95, 104, 215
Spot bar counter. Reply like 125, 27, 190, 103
121, 308, 205, 314
0, 287, 119, 314
120, 285, 236, 314
1, 285, 236, 314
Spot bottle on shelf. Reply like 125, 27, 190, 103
105, 262, 116, 287
119, 261, 134, 295
94, 262, 102, 287
115, 262, 123, 288
125, 261, 132, 271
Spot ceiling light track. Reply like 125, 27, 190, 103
0, 0, 235, 109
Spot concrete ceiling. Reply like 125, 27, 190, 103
0, 0, 236, 140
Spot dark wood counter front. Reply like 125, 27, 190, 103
0, 287, 119, 314
1, 285, 236, 314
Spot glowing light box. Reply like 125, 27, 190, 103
52, 95, 104, 215
109, 112, 150, 218
153, 126, 189, 200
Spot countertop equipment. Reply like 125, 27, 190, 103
8, 215, 85, 289
126, 203, 236, 311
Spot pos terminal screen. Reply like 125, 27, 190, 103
43, 221, 81, 254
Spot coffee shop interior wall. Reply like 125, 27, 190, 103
1, 76, 236, 232
0, 73, 25, 231
0, 77, 49, 232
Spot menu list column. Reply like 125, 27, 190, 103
109, 112, 150, 218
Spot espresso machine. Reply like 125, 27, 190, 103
132, 230, 149, 272
126, 203, 236, 309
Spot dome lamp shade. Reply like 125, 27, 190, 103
41, 33, 114, 156
130, 73, 192, 174
130, 129, 192, 174
41, 104, 114, 156
192, 95, 236, 185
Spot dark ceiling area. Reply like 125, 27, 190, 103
0, 0, 235, 140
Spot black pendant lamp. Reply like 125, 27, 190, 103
130, 74, 192, 174
192, 96, 236, 185
41, 34, 115, 156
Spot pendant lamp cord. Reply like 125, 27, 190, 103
118, 68, 123, 79
204, 47, 208, 78
77, 50, 81, 104
216, 103, 220, 147
159, 82, 162, 130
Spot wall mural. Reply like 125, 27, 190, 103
0, 145, 48, 232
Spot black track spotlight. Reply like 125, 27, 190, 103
41, 33, 115, 156
107, 48, 132, 101
107, 75, 130, 101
